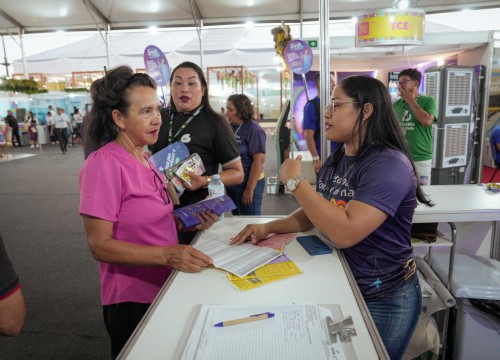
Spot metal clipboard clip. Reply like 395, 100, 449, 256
326, 316, 357, 343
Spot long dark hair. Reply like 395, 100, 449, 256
334, 75, 432, 206
168, 61, 225, 122
227, 94, 254, 122
83, 66, 157, 157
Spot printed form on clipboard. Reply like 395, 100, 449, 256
177, 303, 357, 360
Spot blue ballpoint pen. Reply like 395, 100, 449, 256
214, 312, 275, 327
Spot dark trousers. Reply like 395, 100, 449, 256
103, 302, 150, 359
55, 128, 68, 153
12, 128, 22, 146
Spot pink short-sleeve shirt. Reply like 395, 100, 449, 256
79, 142, 177, 305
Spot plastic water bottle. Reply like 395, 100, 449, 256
208, 174, 225, 220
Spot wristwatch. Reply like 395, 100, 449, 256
285, 175, 306, 192
312, 156, 320, 161
205, 176, 212, 185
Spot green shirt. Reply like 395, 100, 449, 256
393, 95, 437, 162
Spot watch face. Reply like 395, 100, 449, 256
286, 178, 296, 191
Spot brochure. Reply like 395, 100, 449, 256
173, 195, 236, 228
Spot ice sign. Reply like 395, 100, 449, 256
143, 45, 170, 86
284, 39, 313, 75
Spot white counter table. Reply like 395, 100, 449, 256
119, 185, 500, 360
119, 216, 387, 360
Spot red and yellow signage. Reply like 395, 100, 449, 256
356, 8, 425, 47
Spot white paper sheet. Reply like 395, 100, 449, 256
181, 304, 347, 360
194, 235, 282, 278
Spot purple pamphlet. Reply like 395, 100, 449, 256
150, 141, 190, 172
143, 45, 170, 86
173, 195, 236, 228
284, 39, 313, 75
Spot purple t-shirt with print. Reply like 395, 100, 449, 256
233, 120, 266, 176
317, 148, 417, 299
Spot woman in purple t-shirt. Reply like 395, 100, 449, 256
79, 66, 217, 359
225, 94, 266, 215
232, 76, 433, 360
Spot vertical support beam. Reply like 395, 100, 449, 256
1, 36, 9, 77
19, 29, 28, 78
319, 0, 330, 162
105, 23, 111, 69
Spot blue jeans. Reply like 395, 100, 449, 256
227, 177, 265, 215
365, 275, 421, 360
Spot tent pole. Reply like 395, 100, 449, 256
1, 36, 9, 77
105, 24, 110, 69
319, 0, 330, 163
19, 29, 28, 78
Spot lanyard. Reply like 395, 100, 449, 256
234, 123, 243, 135
168, 106, 203, 143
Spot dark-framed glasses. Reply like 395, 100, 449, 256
152, 169, 171, 205
327, 100, 360, 114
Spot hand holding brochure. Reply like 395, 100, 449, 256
173, 195, 236, 228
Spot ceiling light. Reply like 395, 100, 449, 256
393, 0, 410, 10
247, 1, 254, 6
59, 8, 68, 17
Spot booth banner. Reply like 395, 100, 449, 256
143, 45, 170, 86
284, 40, 313, 75
356, 8, 425, 47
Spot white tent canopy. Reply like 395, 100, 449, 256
8, 18, 493, 76
1, 1, 500, 77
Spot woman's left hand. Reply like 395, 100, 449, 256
242, 188, 254, 206
175, 210, 219, 232
278, 155, 303, 184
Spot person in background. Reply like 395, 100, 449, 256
53, 107, 71, 154
46, 111, 56, 145
4, 110, 22, 147
490, 125, 500, 181
0, 232, 26, 336
73, 108, 83, 133
28, 119, 39, 148
25, 111, 38, 125
232, 75, 433, 360
149, 61, 244, 245
80, 65, 216, 358
393, 68, 437, 185
225, 94, 266, 215
303, 72, 338, 174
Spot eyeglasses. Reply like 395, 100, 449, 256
327, 100, 360, 114
397, 79, 412, 86
152, 169, 171, 206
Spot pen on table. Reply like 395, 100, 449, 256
213, 312, 275, 327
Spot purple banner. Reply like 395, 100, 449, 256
143, 45, 170, 86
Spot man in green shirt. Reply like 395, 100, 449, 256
393, 68, 438, 185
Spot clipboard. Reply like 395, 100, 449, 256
174, 303, 358, 359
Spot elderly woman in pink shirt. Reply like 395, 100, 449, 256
79, 65, 217, 359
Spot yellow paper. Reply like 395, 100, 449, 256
227, 260, 302, 291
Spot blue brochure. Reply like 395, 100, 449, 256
150, 141, 189, 171
173, 195, 236, 228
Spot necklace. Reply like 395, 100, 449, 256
168, 106, 203, 143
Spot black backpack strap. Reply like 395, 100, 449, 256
308, 98, 321, 144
